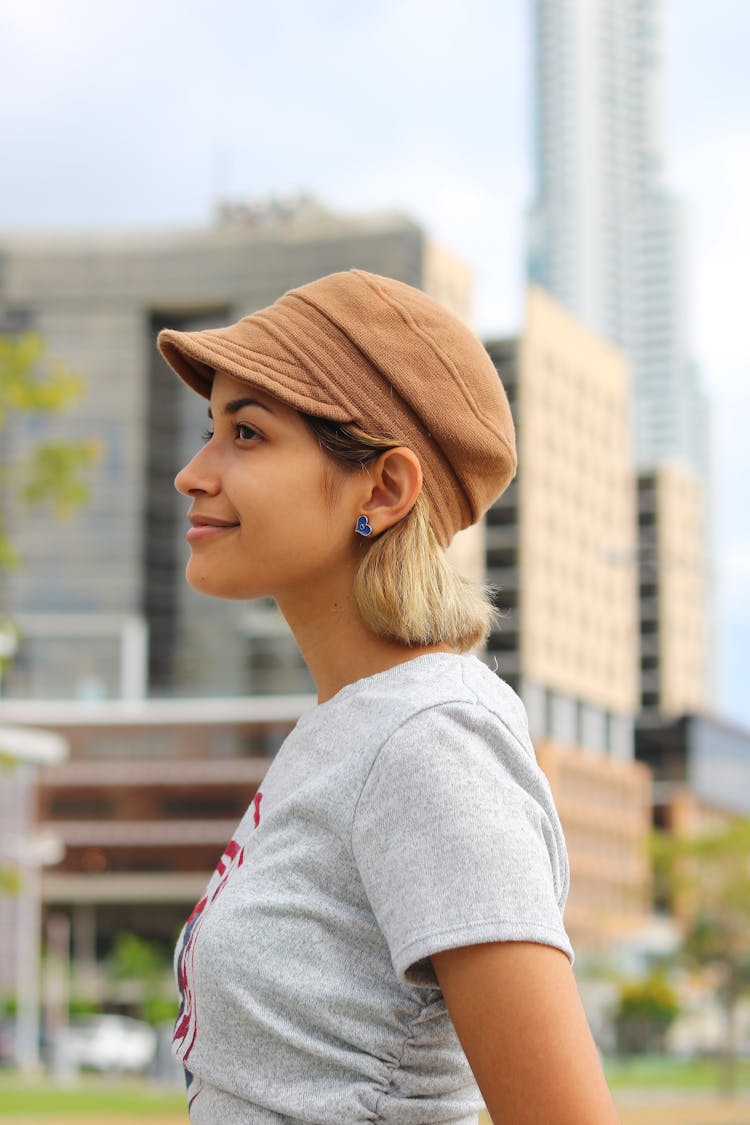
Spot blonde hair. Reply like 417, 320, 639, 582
303, 416, 497, 651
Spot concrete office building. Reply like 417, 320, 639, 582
483, 288, 652, 952
0, 198, 472, 702
0, 695, 305, 1011
525, 0, 709, 482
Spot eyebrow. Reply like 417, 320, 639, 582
208, 397, 274, 419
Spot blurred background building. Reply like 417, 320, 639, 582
636, 713, 750, 833
525, 0, 715, 721
636, 465, 708, 718
1, 238, 658, 984
0, 696, 304, 1007
0, 198, 470, 702
0, 187, 741, 998
483, 288, 652, 952
525, 0, 709, 482
520, 0, 736, 985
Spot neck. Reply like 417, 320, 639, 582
276, 583, 457, 704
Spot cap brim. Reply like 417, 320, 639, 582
157, 325, 353, 422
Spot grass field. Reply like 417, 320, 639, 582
604, 1054, 750, 1091
1, 1060, 749, 1123
0, 1076, 186, 1118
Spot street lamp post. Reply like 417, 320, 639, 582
13, 822, 66, 1075
0, 725, 67, 1075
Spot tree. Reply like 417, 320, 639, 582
614, 972, 680, 1055
0, 331, 99, 574
653, 819, 750, 1093
107, 933, 176, 1025
0, 331, 99, 918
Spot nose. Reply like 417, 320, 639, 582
174, 444, 220, 497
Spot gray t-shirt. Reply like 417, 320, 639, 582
173, 653, 573, 1124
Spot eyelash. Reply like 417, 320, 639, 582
201, 423, 260, 443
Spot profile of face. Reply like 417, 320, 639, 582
174, 371, 365, 605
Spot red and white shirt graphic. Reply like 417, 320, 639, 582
173, 790, 263, 1093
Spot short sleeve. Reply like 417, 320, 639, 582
351, 701, 574, 986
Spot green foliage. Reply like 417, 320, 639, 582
107, 933, 167, 984
0, 864, 21, 894
142, 994, 179, 1026
68, 996, 104, 1018
617, 974, 680, 1022
106, 932, 176, 1024
0, 993, 17, 1017
664, 821, 750, 979
652, 820, 750, 1091
614, 973, 680, 1055
21, 438, 101, 516
0, 331, 99, 574
0, 333, 84, 418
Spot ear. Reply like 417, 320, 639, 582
359, 447, 423, 535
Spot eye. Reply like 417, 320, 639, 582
235, 422, 261, 441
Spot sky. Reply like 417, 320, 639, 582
0, 0, 748, 726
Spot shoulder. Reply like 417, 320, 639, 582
362, 654, 540, 788
333, 651, 533, 757
353, 656, 562, 855
349, 657, 573, 980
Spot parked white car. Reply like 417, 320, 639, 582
60, 1015, 157, 1072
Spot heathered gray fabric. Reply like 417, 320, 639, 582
173, 653, 573, 1124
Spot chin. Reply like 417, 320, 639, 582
185, 561, 261, 602
186, 562, 231, 599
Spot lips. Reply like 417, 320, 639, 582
186, 513, 240, 542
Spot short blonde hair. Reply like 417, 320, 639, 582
303, 417, 497, 651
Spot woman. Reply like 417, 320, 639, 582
157, 270, 620, 1124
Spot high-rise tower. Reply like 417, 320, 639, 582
526, 0, 708, 480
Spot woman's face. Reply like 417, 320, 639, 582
174, 371, 363, 603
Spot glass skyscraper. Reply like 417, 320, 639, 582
526, 0, 709, 480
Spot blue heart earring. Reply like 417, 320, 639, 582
355, 515, 373, 537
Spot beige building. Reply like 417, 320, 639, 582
536, 741, 652, 953
637, 465, 708, 717
486, 286, 639, 756
666, 789, 739, 838
518, 286, 639, 727
484, 288, 651, 953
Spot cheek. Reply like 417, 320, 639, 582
261, 491, 353, 573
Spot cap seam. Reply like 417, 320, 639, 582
355, 271, 515, 462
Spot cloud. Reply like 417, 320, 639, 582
671, 129, 750, 383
